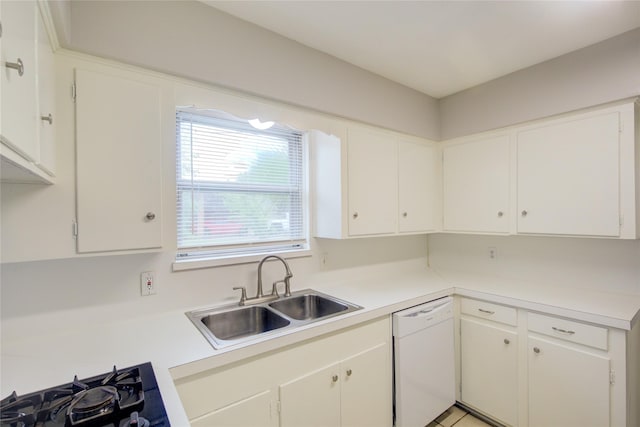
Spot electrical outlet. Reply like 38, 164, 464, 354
140, 271, 156, 296
488, 247, 497, 260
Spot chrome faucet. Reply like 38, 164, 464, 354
233, 255, 293, 306
258, 255, 293, 298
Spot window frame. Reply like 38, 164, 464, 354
173, 110, 310, 269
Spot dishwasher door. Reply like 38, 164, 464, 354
393, 297, 455, 427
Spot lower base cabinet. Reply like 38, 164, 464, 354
528, 336, 610, 427
174, 317, 392, 427
280, 343, 388, 427
458, 297, 639, 427
190, 390, 275, 427
460, 318, 518, 426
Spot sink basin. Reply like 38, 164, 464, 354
189, 306, 290, 347
269, 294, 349, 320
186, 289, 362, 349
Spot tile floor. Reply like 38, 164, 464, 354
427, 405, 494, 427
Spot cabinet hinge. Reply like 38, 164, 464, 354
72, 220, 78, 238
272, 400, 281, 414
610, 370, 616, 385
72, 83, 77, 101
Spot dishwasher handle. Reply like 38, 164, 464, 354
393, 298, 453, 338
401, 301, 450, 319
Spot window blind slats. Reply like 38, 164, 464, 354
176, 110, 306, 257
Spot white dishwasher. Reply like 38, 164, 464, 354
393, 296, 455, 427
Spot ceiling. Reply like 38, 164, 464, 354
203, 1, 640, 99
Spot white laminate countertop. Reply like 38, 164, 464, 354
2, 259, 640, 426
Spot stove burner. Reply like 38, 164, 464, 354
68, 386, 118, 422
0, 363, 169, 427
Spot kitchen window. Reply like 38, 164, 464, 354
175, 110, 308, 265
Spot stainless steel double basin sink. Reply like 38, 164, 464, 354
186, 290, 362, 349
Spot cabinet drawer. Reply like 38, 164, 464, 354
460, 298, 517, 326
527, 312, 608, 350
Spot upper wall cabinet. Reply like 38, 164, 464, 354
312, 126, 439, 239
74, 67, 162, 253
398, 138, 439, 233
0, 1, 56, 183
442, 100, 639, 239
443, 134, 510, 233
516, 110, 622, 237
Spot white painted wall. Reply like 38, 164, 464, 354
440, 28, 640, 140
428, 234, 640, 295
62, 0, 440, 140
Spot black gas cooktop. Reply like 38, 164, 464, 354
0, 362, 170, 427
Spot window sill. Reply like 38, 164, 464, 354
172, 248, 313, 271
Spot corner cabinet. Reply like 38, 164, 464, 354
0, 0, 56, 183
459, 299, 518, 426
74, 67, 162, 253
173, 317, 392, 427
443, 134, 510, 233
312, 125, 439, 238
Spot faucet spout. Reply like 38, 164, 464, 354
257, 255, 293, 298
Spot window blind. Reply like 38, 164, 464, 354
176, 110, 306, 259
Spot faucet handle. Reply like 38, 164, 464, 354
233, 286, 248, 306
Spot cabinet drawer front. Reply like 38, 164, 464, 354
528, 312, 608, 350
460, 298, 517, 326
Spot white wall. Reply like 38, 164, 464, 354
0, 235, 428, 321
440, 28, 640, 140
62, 0, 440, 140
428, 234, 640, 295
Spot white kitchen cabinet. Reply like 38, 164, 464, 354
35, 6, 56, 176
280, 363, 341, 427
75, 67, 162, 253
528, 336, 610, 427
517, 111, 621, 237
398, 139, 438, 233
313, 126, 438, 238
1, 0, 38, 161
459, 299, 518, 426
190, 390, 275, 427
0, 0, 56, 183
280, 343, 389, 427
458, 298, 639, 427
347, 127, 398, 236
174, 317, 391, 427
442, 100, 639, 239
443, 134, 510, 233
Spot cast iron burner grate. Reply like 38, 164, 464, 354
0, 363, 169, 427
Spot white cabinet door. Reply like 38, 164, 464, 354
528, 336, 610, 427
1, 0, 38, 161
280, 363, 341, 427
443, 135, 510, 233
398, 140, 437, 233
190, 390, 275, 427
35, 6, 55, 176
347, 127, 398, 236
75, 68, 162, 253
341, 343, 391, 427
517, 112, 620, 237
460, 318, 518, 426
